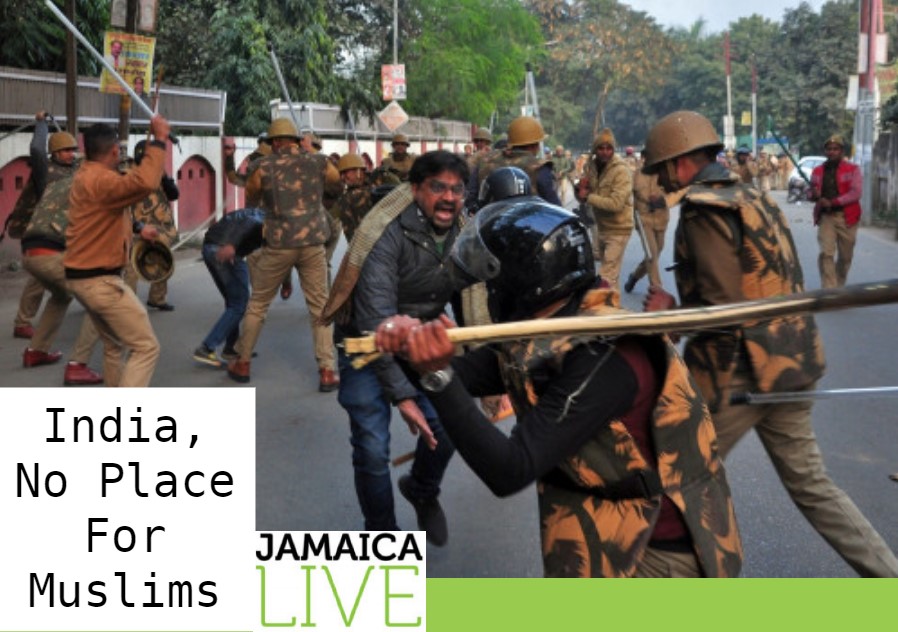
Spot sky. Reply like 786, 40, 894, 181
624, 0, 829, 34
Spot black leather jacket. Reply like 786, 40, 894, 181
349, 202, 464, 402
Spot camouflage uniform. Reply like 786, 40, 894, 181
582, 155, 634, 291
379, 152, 417, 182
497, 288, 742, 578
123, 174, 178, 306
332, 185, 373, 243
236, 144, 336, 371
673, 165, 898, 577
6, 134, 77, 333
468, 148, 560, 208
20, 175, 100, 364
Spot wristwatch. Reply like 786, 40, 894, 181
419, 367, 454, 393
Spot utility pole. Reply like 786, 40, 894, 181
118, 0, 138, 145
854, 0, 883, 226
393, 0, 398, 65
64, 0, 77, 135
723, 32, 735, 150
750, 56, 758, 155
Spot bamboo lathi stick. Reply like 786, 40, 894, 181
344, 279, 898, 360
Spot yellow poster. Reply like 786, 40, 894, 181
740, 110, 752, 126
100, 31, 155, 97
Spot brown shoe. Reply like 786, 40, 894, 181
227, 358, 251, 383
280, 280, 293, 300
64, 362, 103, 385
23, 348, 63, 368
13, 325, 34, 339
319, 368, 339, 392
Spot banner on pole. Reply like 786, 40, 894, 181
381, 64, 406, 101
99, 31, 155, 97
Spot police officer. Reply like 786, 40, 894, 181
466, 116, 561, 209
641, 110, 898, 577
379, 133, 417, 182
226, 117, 339, 392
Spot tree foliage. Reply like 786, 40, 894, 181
4, 0, 895, 156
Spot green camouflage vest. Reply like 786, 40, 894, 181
253, 145, 331, 248
475, 148, 544, 193
334, 185, 373, 243
675, 183, 826, 412
22, 174, 75, 246
498, 288, 743, 578
380, 152, 417, 182
6, 160, 76, 240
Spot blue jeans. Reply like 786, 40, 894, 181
337, 350, 455, 531
201, 243, 249, 351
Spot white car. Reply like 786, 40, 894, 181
786, 155, 826, 202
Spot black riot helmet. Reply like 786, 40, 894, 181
478, 166, 532, 206
451, 199, 595, 322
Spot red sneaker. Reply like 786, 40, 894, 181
319, 368, 339, 392
227, 359, 251, 383
22, 348, 63, 368
64, 362, 103, 386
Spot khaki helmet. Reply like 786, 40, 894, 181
642, 110, 723, 174
392, 133, 410, 146
473, 127, 492, 143
507, 116, 545, 148
49, 131, 78, 153
337, 153, 366, 172
131, 240, 174, 283
267, 117, 300, 140
824, 134, 845, 149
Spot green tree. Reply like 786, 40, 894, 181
398, 0, 543, 123
0, 0, 109, 75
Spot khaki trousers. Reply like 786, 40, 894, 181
595, 232, 631, 291
712, 369, 898, 577
15, 274, 46, 327
236, 245, 335, 370
67, 275, 160, 387
817, 211, 858, 289
23, 252, 99, 363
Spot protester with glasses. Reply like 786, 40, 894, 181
331, 150, 470, 545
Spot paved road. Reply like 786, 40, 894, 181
1, 191, 896, 577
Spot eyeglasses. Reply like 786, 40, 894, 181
427, 179, 465, 197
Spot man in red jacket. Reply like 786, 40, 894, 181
809, 135, 862, 288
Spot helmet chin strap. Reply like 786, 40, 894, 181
663, 159, 681, 191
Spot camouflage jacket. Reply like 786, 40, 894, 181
674, 171, 826, 411
6, 160, 77, 240
380, 152, 417, 182
476, 148, 544, 192
246, 144, 331, 248
333, 185, 373, 243
21, 174, 75, 248
498, 288, 742, 578
129, 183, 178, 245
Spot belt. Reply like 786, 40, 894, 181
24, 247, 63, 257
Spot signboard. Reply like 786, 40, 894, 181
100, 31, 155, 97
741, 111, 752, 126
109, 0, 158, 32
378, 100, 409, 132
381, 64, 406, 101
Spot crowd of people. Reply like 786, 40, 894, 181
4, 106, 893, 577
